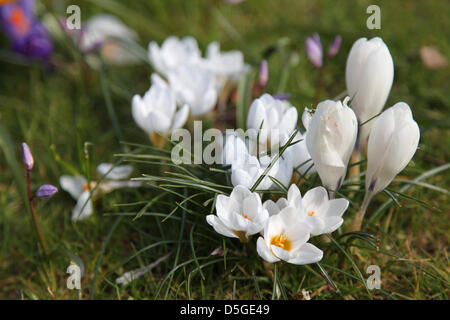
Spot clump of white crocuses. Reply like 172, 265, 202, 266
207, 183, 350, 266
60, 163, 141, 221
350, 102, 420, 231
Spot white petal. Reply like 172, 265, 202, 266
257, 237, 280, 263
96, 163, 133, 180
287, 243, 323, 265
60, 175, 86, 199
206, 215, 237, 238
71, 191, 93, 221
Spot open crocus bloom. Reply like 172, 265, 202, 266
284, 184, 348, 236
305, 97, 357, 194
223, 134, 293, 190
60, 163, 140, 221
148, 36, 201, 77
246, 94, 298, 150
365, 102, 420, 197
345, 37, 394, 150
256, 206, 323, 265
132, 74, 189, 136
201, 41, 248, 91
206, 185, 269, 242
167, 63, 218, 117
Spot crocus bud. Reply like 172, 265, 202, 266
305, 33, 323, 68
258, 60, 268, 87
345, 37, 394, 150
365, 102, 420, 196
327, 35, 342, 57
21, 142, 34, 170
305, 97, 358, 194
35, 184, 58, 199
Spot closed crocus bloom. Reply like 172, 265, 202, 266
206, 185, 269, 242
285, 184, 348, 236
346, 37, 394, 149
132, 74, 189, 139
246, 94, 298, 150
35, 184, 58, 199
305, 97, 358, 194
148, 36, 201, 76
21, 142, 34, 170
167, 63, 218, 117
366, 102, 420, 196
351, 102, 419, 231
256, 206, 323, 265
305, 33, 323, 68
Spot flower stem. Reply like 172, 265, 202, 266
349, 192, 372, 232
26, 170, 49, 258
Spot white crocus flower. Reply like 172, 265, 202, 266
246, 94, 298, 150
78, 14, 140, 66
167, 63, 218, 117
365, 102, 420, 200
131, 74, 189, 138
148, 36, 201, 76
223, 134, 293, 190
345, 37, 394, 149
60, 163, 140, 221
351, 102, 419, 231
285, 184, 348, 236
305, 97, 358, 195
256, 206, 323, 265
206, 185, 269, 242
202, 41, 248, 91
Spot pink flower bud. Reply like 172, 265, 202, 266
305, 33, 323, 68
258, 60, 268, 87
21, 142, 34, 170
328, 35, 342, 57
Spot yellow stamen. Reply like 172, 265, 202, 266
308, 210, 315, 216
270, 234, 292, 251
83, 183, 89, 191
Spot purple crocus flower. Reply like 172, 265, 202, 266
35, 184, 58, 199
305, 33, 323, 68
327, 35, 342, 57
0, 0, 53, 60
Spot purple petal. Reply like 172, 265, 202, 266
258, 59, 268, 87
273, 93, 291, 100
21, 142, 34, 170
35, 184, 58, 199
305, 36, 323, 68
327, 35, 342, 57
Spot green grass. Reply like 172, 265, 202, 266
0, 0, 449, 299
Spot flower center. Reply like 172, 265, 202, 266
83, 183, 89, 191
270, 234, 291, 251
8, 7, 30, 36
308, 210, 315, 216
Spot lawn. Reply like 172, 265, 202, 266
0, 0, 449, 300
